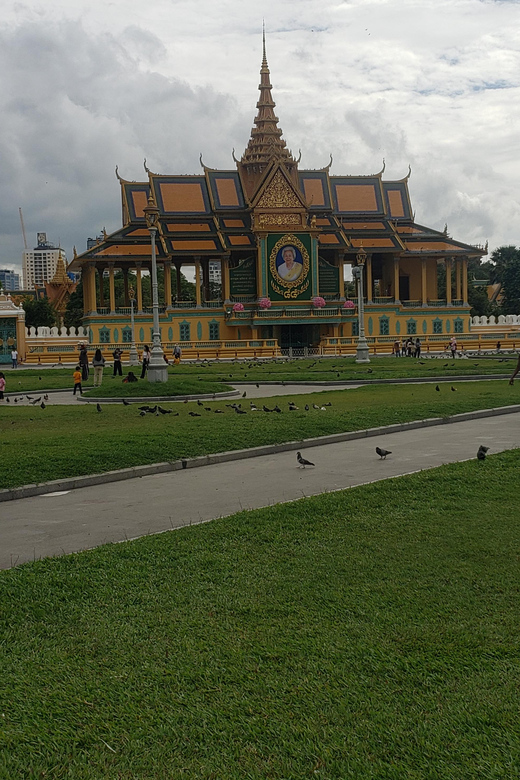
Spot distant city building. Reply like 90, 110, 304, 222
87, 233, 105, 250
0, 268, 21, 291
22, 233, 67, 289
209, 261, 222, 285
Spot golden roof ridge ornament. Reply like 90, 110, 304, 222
396, 164, 412, 182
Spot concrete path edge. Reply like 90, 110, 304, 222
2, 403, 519, 503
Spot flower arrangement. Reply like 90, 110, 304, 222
312, 296, 326, 308
343, 299, 355, 309
258, 298, 272, 309
232, 302, 244, 312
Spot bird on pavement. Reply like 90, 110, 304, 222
5, 397, 10, 403
30, 397, 42, 405
297, 451, 315, 468
96, 403, 102, 412
376, 446, 391, 459
242, 391, 247, 397
43, 394, 49, 401
477, 445, 490, 461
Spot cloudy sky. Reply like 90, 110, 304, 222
2, 0, 519, 280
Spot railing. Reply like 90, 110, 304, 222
230, 295, 257, 303
401, 300, 423, 307
371, 297, 395, 305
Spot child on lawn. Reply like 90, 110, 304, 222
73, 365, 83, 395
0, 372, 5, 400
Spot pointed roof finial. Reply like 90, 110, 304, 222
239, 25, 296, 169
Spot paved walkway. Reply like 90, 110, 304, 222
2, 411, 519, 569
4, 382, 363, 406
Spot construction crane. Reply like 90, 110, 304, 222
19, 207, 28, 251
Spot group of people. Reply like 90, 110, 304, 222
393, 338, 422, 358
73, 343, 183, 392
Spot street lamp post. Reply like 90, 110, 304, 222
352, 246, 371, 364
143, 194, 168, 383
128, 285, 139, 365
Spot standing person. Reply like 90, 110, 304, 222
72, 365, 83, 395
496, 341, 502, 353
450, 337, 457, 358
112, 347, 123, 377
0, 372, 5, 400
92, 349, 105, 387
140, 344, 150, 379
79, 344, 89, 381
11, 348, 18, 368
509, 353, 520, 385
173, 344, 182, 365
415, 338, 421, 358
392, 340, 400, 358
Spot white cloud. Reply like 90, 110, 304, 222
1, 0, 520, 276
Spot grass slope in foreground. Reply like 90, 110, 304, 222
1, 452, 520, 779
1, 380, 519, 489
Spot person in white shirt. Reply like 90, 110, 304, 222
11, 349, 18, 368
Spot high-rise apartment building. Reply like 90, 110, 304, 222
22, 233, 67, 289
0, 268, 21, 291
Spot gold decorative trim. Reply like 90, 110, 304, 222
258, 213, 301, 227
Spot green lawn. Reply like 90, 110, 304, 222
1, 380, 518, 489
1, 452, 519, 778
2, 354, 517, 394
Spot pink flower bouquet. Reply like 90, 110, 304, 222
232, 302, 245, 312
343, 299, 355, 309
258, 298, 272, 309
312, 296, 326, 308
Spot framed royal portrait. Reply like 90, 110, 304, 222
268, 233, 311, 299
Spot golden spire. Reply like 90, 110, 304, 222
49, 254, 69, 285
240, 28, 296, 168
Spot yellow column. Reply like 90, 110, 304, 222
445, 258, 452, 306
88, 263, 97, 313
421, 258, 427, 305
455, 258, 462, 302
338, 254, 345, 300
393, 257, 400, 303
108, 263, 116, 313
462, 257, 468, 305
365, 254, 373, 303
222, 256, 231, 303
83, 264, 91, 314
136, 263, 143, 312
164, 260, 172, 308
195, 259, 202, 306
98, 268, 105, 308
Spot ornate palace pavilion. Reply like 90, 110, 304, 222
69, 39, 486, 357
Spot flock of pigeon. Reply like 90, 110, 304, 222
297, 442, 491, 469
